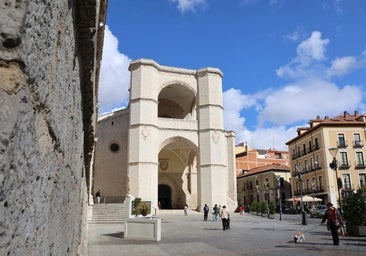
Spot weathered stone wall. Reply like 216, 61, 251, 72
0, 0, 106, 255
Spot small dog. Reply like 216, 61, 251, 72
294, 232, 305, 243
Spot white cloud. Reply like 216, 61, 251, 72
244, 126, 298, 151
258, 78, 363, 125
327, 56, 358, 77
277, 31, 329, 78
223, 88, 298, 150
169, 0, 207, 13
98, 25, 131, 114
222, 77, 364, 150
296, 31, 329, 64
284, 27, 306, 42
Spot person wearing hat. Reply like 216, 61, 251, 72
321, 202, 343, 245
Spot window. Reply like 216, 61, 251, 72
302, 144, 306, 155
354, 133, 362, 147
316, 155, 321, 169
338, 134, 346, 147
310, 157, 315, 170
343, 174, 351, 191
308, 141, 312, 152
319, 176, 323, 190
306, 179, 310, 191
340, 152, 349, 167
304, 160, 308, 172
360, 174, 366, 188
314, 138, 319, 149
312, 178, 316, 190
110, 142, 120, 152
356, 152, 364, 166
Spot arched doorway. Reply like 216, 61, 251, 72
158, 184, 172, 209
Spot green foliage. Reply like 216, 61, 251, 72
132, 197, 151, 216
260, 201, 267, 213
251, 201, 258, 213
341, 188, 366, 225
268, 201, 276, 215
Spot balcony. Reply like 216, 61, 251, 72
355, 162, 366, 169
337, 140, 348, 148
353, 140, 364, 148
338, 162, 351, 169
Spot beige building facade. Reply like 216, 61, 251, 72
93, 59, 237, 211
286, 111, 366, 208
237, 164, 291, 208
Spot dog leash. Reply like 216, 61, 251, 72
301, 223, 322, 234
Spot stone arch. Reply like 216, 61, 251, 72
159, 136, 198, 152
158, 136, 198, 209
158, 82, 196, 120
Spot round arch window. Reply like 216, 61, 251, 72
110, 143, 120, 153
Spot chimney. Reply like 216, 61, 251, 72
354, 110, 359, 116
344, 111, 348, 117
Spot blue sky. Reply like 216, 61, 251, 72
99, 0, 366, 150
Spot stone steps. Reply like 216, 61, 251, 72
88, 203, 127, 224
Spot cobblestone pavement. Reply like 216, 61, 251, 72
88, 212, 366, 256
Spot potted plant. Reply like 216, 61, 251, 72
251, 201, 258, 215
260, 201, 267, 217
132, 197, 151, 217
341, 188, 366, 236
268, 201, 276, 219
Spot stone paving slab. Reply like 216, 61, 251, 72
88, 213, 366, 256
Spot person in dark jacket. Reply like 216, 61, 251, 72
203, 204, 209, 221
321, 202, 343, 245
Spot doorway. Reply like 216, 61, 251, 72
158, 184, 172, 209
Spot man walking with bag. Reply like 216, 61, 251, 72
321, 202, 343, 245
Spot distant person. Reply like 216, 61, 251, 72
213, 204, 219, 221
184, 204, 188, 216
203, 204, 209, 221
321, 202, 344, 245
239, 205, 244, 215
95, 189, 101, 204
220, 205, 230, 231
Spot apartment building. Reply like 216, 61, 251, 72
236, 144, 291, 207
286, 111, 366, 208
237, 164, 291, 208
236, 143, 289, 176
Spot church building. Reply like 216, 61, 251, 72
93, 59, 237, 211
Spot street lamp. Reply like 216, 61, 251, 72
255, 176, 259, 203
328, 147, 342, 214
276, 176, 282, 221
296, 166, 308, 225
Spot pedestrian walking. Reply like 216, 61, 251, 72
213, 204, 219, 221
239, 205, 244, 215
184, 204, 188, 216
321, 202, 344, 245
220, 205, 230, 230
203, 204, 209, 221
95, 189, 101, 204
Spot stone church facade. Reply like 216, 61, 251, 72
93, 59, 237, 211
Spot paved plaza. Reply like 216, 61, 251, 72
88, 212, 366, 256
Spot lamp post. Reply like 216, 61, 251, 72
277, 176, 282, 221
255, 176, 259, 203
296, 166, 308, 225
328, 147, 342, 214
